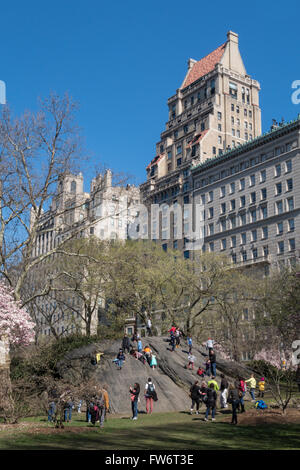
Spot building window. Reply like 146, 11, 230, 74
229, 82, 238, 99
184, 125, 188, 134
262, 226, 268, 239
261, 206, 268, 219
288, 218, 295, 232
251, 229, 257, 242
277, 222, 283, 235
287, 197, 294, 211
231, 199, 236, 211
286, 160, 292, 173
250, 174, 255, 186
250, 192, 256, 204
240, 213, 246, 225
241, 232, 246, 245
209, 223, 214, 235
263, 245, 269, 257
221, 202, 226, 214
276, 182, 282, 195
275, 164, 281, 177
239, 179, 245, 191
276, 200, 283, 214
208, 207, 214, 219
261, 188, 267, 200
252, 248, 258, 259
208, 191, 214, 202
221, 239, 227, 250
209, 242, 214, 252
167, 151, 172, 160
218, 112, 222, 120
260, 170, 267, 183
184, 250, 190, 259
177, 158, 182, 167
218, 136, 222, 144
289, 239, 295, 251
250, 209, 257, 223
176, 144, 182, 154
242, 250, 247, 262
212, 146, 216, 155
231, 235, 237, 248
220, 219, 226, 232
70, 180, 77, 193
230, 182, 235, 194
162, 243, 168, 252
220, 186, 226, 198
286, 179, 293, 192
278, 241, 284, 254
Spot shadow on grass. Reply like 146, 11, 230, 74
1, 415, 300, 450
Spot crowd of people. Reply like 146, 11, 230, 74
47, 324, 275, 428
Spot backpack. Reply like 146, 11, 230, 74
97, 394, 105, 409
148, 383, 155, 395
255, 400, 268, 410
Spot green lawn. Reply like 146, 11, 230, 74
0, 406, 299, 450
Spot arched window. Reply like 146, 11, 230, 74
70, 180, 76, 193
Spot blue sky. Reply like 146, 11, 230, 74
1, 0, 299, 189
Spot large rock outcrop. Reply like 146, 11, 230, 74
57, 336, 254, 414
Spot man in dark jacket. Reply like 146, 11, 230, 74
228, 385, 240, 425
122, 334, 131, 354
204, 383, 217, 421
189, 380, 202, 415
209, 350, 217, 378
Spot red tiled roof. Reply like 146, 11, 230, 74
186, 129, 208, 148
146, 153, 165, 170
182, 42, 226, 89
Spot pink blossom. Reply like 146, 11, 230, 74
0, 281, 35, 346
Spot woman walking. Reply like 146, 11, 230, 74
130, 383, 140, 420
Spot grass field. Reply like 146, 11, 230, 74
0, 403, 300, 450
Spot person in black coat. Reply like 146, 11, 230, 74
228, 384, 240, 425
204, 382, 217, 421
129, 383, 140, 420
122, 334, 131, 353
209, 350, 217, 378
189, 380, 202, 414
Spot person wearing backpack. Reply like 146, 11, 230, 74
204, 383, 217, 422
130, 383, 140, 420
220, 374, 229, 409
236, 376, 246, 413
145, 378, 156, 414
189, 380, 202, 415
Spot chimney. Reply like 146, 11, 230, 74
187, 58, 197, 71
227, 31, 239, 44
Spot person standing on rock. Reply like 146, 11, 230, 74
144, 378, 156, 414
169, 333, 176, 352
206, 337, 214, 353
187, 335, 193, 354
115, 349, 125, 369
130, 383, 140, 420
187, 352, 196, 370
209, 350, 217, 378
122, 334, 131, 354
146, 317, 152, 336
220, 374, 229, 409
190, 380, 202, 415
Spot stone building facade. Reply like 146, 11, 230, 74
30, 169, 140, 340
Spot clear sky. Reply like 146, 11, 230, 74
1, 0, 299, 189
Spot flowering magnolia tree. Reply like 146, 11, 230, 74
0, 281, 35, 347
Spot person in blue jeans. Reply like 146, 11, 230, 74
209, 350, 217, 378
48, 401, 56, 422
116, 349, 125, 369
130, 383, 140, 420
204, 383, 217, 421
64, 400, 73, 422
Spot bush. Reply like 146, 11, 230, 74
246, 360, 296, 383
